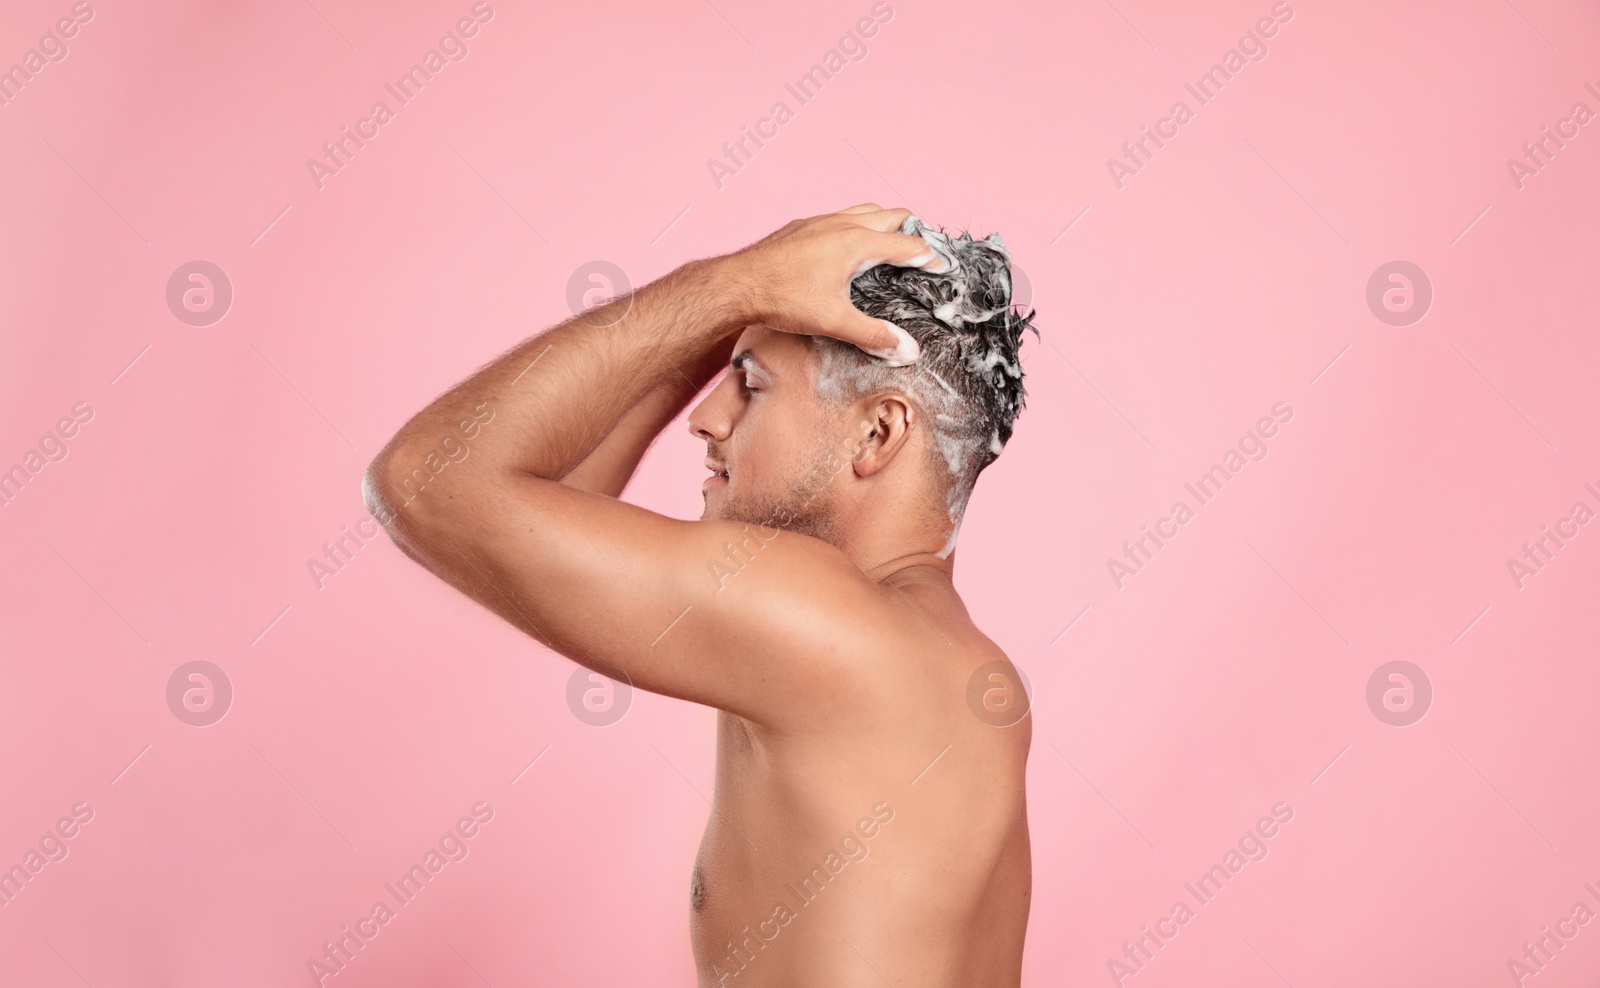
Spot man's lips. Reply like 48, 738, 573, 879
703, 457, 728, 488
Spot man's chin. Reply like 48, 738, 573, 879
705, 491, 757, 527
700, 486, 721, 522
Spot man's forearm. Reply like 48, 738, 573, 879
556, 333, 737, 497
369, 256, 751, 502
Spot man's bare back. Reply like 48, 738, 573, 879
691, 573, 1031, 987
364, 205, 1036, 986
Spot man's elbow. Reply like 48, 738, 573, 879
361, 440, 442, 551
363, 427, 522, 558
360, 457, 401, 536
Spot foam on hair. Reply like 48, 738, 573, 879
808, 214, 1039, 537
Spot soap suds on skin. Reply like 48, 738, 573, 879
935, 513, 963, 560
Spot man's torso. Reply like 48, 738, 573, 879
688, 575, 1032, 987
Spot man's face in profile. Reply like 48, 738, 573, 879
687, 326, 859, 540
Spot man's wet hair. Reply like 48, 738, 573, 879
808, 215, 1039, 521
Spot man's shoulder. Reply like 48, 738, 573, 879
700, 525, 919, 624
679, 527, 933, 716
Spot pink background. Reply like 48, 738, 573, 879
3, 0, 1598, 984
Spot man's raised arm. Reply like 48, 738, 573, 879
368, 257, 743, 500
361, 205, 945, 721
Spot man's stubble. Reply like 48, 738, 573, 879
709, 420, 861, 548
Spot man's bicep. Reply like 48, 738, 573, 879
431, 476, 872, 718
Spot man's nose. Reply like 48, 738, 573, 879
687, 374, 737, 442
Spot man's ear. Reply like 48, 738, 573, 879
852, 394, 915, 478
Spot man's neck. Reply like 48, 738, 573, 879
827, 472, 962, 583
833, 522, 957, 585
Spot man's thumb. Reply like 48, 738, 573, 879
852, 316, 920, 367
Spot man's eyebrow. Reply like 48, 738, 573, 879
730, 351, 771, 376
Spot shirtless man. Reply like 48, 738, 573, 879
364, 204, 1037, 986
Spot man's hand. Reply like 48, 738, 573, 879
725, 204, 950, 366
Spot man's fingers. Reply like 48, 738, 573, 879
853, 229, 954, 276
862, 317, 921, 367
838, 309, 920, 367
753, 205, 940, 364
849, 207, 915, 234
